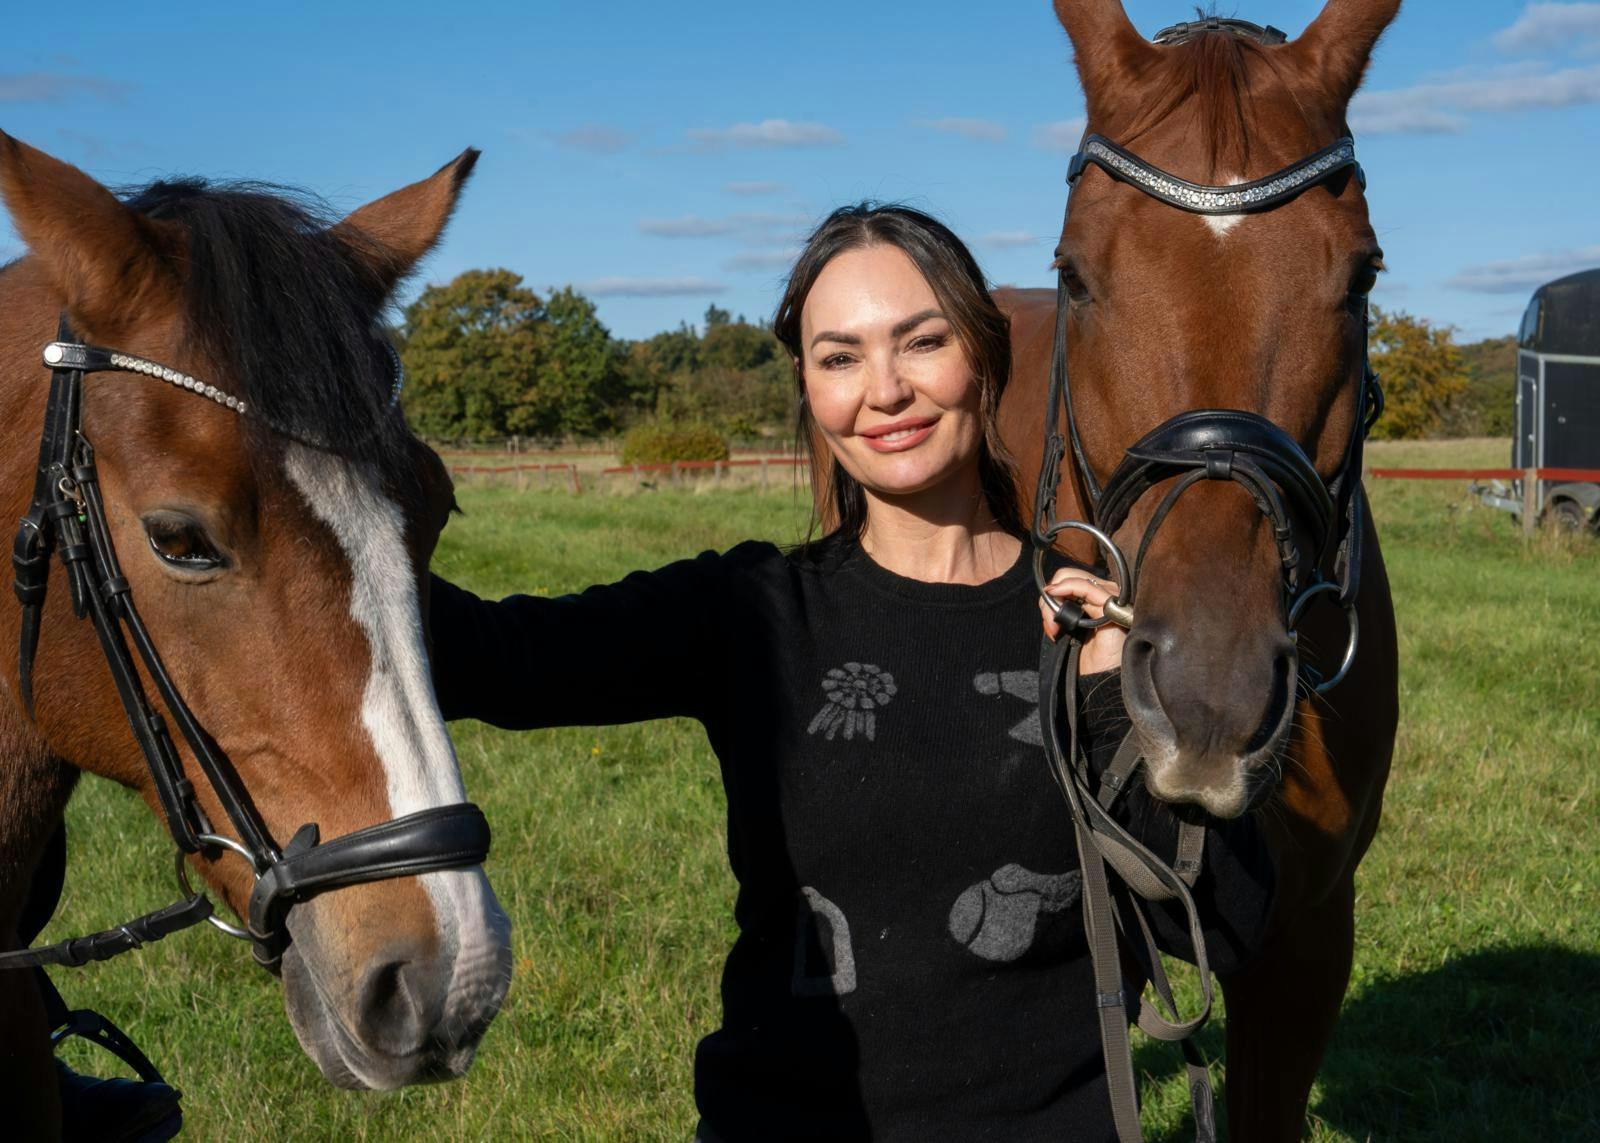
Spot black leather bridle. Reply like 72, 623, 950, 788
5, 316, 491, 974
1031, 18, 1385, 1143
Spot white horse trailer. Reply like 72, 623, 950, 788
1478, 268, 1600, 533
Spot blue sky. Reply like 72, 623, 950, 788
3, 1, 1597, 343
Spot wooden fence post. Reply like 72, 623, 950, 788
671, 461, 681, 487
1522, 468, 1538, 536
569, 464, 582, 495
760, 457, 769, 492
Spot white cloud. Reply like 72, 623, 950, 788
725, 180, 787, 196
1350, 61, 1600, 133
982, 231, 1043, 249
638, 211, 812, 242
914, 117, 1007, 142
687, 119, 843, 151
1031, 117, 1088, 151
579, 277, 728, 297
0, 72, 131, 102
723, 249, 800, 272
553, 123, 634, 154
1493, 3, 1600, 53
639, 216, 742, 238
1444, 246, 1600, 293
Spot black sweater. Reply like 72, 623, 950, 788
429, 538, 1274, 1142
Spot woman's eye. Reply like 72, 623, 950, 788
908, 334, 948, 352
145, 518, 226, 573
820, 353, 855, 370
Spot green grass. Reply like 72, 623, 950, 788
40, 441, 1599, 1140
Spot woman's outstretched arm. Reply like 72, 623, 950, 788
428, 544, 766, 730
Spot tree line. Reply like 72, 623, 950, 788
397, 269, 1515, 443
398, 269, 791, 443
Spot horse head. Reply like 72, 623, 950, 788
1012, 0, 1400, 817
0, 133, 511, 1089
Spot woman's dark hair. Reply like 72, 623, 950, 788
772, 203, 1024, 544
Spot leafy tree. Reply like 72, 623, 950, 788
400, 269, 542, 439
1443, 335, 1517, 437
625, 316, 794, 438
523, 287, 629, 437
1368, 306, 1467, 440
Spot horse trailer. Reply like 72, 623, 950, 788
1477, 267, 1600, 533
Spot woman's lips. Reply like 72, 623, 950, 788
861, 419, 936, 453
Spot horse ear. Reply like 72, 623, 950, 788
1051, 0, 1159, 117
1289, 0, 1403, 106
0, 129, 177, 337
332, 148, 480, 296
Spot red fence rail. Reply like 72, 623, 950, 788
1369, 467, 1600, 482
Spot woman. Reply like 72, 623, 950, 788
428, 204, 1273, 1140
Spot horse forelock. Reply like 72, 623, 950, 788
1116, 32, 1324, 182
121, 179, 417, 489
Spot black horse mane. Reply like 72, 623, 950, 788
123, 178, 413, 474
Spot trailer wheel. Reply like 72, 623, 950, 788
1549, 499, 1591, 534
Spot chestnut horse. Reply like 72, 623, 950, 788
0, 134, 512, 1136
999, 2, 1401, 1139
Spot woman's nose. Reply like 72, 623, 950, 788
864, 353, 912, 408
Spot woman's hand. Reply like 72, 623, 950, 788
1038, 568, 1127, 675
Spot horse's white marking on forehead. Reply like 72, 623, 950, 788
1202, 176, 1248, 237
283, 446, 511, 1052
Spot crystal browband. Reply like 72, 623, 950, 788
1067, 135, 1361, 215
41, 340, 406, 419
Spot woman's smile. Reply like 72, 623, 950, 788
860, 416, 939, 452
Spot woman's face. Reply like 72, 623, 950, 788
800, 244, 985, 502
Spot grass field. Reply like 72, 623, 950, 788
40, 438, 1599, 1141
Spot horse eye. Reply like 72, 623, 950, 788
1349, 256, 1383, 300
144, 516, 227, 573
1058, 260, 1093, 304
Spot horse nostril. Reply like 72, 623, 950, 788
355, 953, 439, 1057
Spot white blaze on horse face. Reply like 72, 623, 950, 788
283, 446, 512, 1062
1202, 177, 1248, 238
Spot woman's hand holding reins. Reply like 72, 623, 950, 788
1039, 569, 1126, 675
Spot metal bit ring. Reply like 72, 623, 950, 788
173, 833, 261, 940
1034, 519, 1134, 631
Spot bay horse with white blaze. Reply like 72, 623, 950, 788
0, 133, 511, 1136
1000, 1, 1401, 1138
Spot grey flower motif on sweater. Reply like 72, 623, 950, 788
948, 863, 1082, 962
807, 661, 897, 742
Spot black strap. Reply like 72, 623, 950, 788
248, 803, 491, 969
1038, 633, 1218, 1143
0, 895, 215, 970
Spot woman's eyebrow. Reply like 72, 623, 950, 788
810, 309, 946, 349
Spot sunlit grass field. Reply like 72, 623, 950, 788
41, 439, 1599, 1141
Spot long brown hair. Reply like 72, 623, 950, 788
773, 203, 1023, 544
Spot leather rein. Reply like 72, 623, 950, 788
5, 316, 490, 974
1031, 19, 1385, 1143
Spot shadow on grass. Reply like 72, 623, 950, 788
1140, 944, 1600, 1142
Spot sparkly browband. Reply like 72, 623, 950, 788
41, 339, 405, 418
1067, 134, 1362, 215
